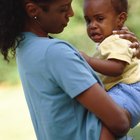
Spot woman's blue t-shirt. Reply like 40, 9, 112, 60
16, 32, 102, 140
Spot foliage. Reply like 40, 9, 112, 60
0, 0, 140, 84
0, 56, 19, 85
128, 125, 140, 140
126, 0, 140, 38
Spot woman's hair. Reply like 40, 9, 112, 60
32, 0, 56, 2
111, 0, 128, 14
0, 0, 56, 61
0, 0, 27, 61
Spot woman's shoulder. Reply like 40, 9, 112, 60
23, 32, 73, 47
20, 32, 78, 57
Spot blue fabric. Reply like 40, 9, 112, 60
16, 32, 102, 140
108, 82, 140, 128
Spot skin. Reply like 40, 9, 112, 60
24, 0, 130, 138
83, 0, 128, 77
84, 0, 127, 43
114, 27, 140, 58
82, 0, 133, 139
24, 0, 74, 36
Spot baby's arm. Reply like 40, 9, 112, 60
81, 51, 127, 76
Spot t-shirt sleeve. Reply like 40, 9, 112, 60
99, 35, 133, 64
45, 41, 98, 98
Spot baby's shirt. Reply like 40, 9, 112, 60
94, 35, 140, 90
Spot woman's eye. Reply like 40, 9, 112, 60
60, 6, 69, 12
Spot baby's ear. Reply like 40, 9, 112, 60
117, 12, 127, 28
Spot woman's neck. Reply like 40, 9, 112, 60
24, 20, 49, 37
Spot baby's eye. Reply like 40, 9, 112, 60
84, 17, 91, 25
96, 16, 104, 22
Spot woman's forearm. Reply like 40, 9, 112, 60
76, 83, 130, 137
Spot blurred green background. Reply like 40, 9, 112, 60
0, 0, 140, 140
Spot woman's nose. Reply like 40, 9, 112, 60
67, 6, 74, 17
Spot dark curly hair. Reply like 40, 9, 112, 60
111, 0, 128, 14
0, 0, 27, 61
0, 0, 56, 61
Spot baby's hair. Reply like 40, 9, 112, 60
111, 0, 128, 14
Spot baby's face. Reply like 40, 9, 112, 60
84, 0, 120, 43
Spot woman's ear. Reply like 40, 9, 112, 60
117, 12, 127, 29
25, 2, 40, 18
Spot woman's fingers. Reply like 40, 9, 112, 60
113, 30, 137, 42
130, 42, 140, 49
112, 27, 140, 59
120, 34, 138, 43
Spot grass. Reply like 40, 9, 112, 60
0, 85, 139, 140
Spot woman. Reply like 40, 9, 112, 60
0, 0, 139, 140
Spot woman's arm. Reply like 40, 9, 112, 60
76, 83, 130, 137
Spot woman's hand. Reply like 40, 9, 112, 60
113, 27, 140, 58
